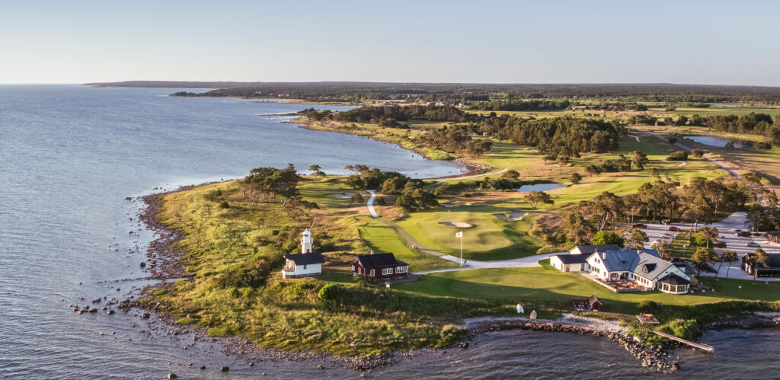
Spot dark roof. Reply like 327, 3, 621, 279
573, 244, 621, 255
658, 274, 690, 286
285, 251, 324, 265
355, 252, 407, 269
743, 253, 780, 268
555, 254, 590, 264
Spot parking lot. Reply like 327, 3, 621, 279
631, 212, 780, 281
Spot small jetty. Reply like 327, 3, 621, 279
652, 331, 714, 353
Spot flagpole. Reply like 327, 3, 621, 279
460, 231, 463, 267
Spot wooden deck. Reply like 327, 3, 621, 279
653, 331, 714, 353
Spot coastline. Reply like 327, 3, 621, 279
292, 117, 490, 178
125, 179, 778, 373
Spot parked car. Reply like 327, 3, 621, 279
668, 226, 680, 232
661, 220, 671, 225
746, 242, 760, 247
661, 233, 673, 239
737, 231, 751, 237
713, 241, 727, 248
632, 223, 647, 228
733, 229, 742, 233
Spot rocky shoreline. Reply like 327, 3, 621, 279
73, 185, 777, 374
464, 315, 681, 372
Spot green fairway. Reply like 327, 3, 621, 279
394, 206, 543, 260
357, 217, 458, 271
397, 263, 780, 314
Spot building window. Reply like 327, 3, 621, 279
303, 265, 307, 270
370, 269, 375, 276
396, 266, 407, 273
382, 268, 393, 275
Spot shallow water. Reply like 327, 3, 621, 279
517, 183, 566, 192
684, 135, 745, 148
1, 85, 777, 379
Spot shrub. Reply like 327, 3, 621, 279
666, 150, 689, 161
219, 201, 230, 208
756, 142, 772, 149
591, 231, 624, 247
206, 326, 233, 337
661, 319, 700, 340
435, 324, 467, 347
691, 149, 703, 158
318, 284, 340, 303
175, 317, 197, 325
638, 300, 661, 315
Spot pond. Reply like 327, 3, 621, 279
517, 183, 566, 192
684, 135, 747, 148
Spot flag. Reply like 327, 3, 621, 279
455, 232, 463, 238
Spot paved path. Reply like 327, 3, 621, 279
366, 190, 379, 218
435, 168, 508, 184
369, 216, 559, 274
632, 128, 741, 178
413, 252, 560, 274
628, 134, 641, 142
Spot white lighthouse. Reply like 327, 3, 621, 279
281, 228, 324, 279
301, 228, 313, 253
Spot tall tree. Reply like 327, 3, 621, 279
308, 164, 324, 181
721, 250, 738, 279
525, 191, 554, 209
652, 240, 672, 260
630, 151, 649, 170
752, 248, 770, 282
626, 229, 648, 249
691, 246, 717, 277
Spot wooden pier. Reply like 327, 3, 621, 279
653, 331, 714, 353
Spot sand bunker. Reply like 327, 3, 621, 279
493, 211, 526, 221
333, 192, 354, 199
439, 221, 473, 228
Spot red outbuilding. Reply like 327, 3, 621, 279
352, 252, 409, 280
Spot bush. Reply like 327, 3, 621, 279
691, 148, 703, 158
206, 325, 234, 337
661, 319, 700, 340
435, 324, 467, 348
666, 150, 689, 161
756, 142, 772, 149
638, 300, 661, 315
219, 201, 230, 208
318, 283, 340, 303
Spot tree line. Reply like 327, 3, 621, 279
478, 115, 623, 162
532, 176, 756, 247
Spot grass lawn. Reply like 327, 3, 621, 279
395, 206, 544, 260
358, 217, 458, 271
397, 262, 780, 315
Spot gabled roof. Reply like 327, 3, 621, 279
590, 249, 681, 281
572, 244, 621, 255
658, 274, 690, 286
554, 254, 590, 264
285, 251, 324, 265
354, 252, 408, 269
743, 252, 780, 269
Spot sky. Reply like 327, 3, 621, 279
1, 0, 779, 85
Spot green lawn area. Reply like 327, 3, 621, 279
394, 206, 544, 260
397, 262, 780, 315
670, 233, 696, 258
357, 217, 458, 271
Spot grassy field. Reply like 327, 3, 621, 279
358, 217, 458, 270
395, 206, 543, 260
398, 262, 780, 315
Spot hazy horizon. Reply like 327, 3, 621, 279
2, 0, 779, 86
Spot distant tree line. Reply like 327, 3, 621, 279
298, 105, 470, 124
469, 99, 571, 111
478, 115, 623, 162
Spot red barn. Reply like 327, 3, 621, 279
352, 252, 409, 280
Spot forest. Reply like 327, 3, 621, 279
87, 81, 780, 105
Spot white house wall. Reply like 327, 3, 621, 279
283, 263, 322, 278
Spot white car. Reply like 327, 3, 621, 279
746, 242, 760, 248
661, 233, 672, 239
